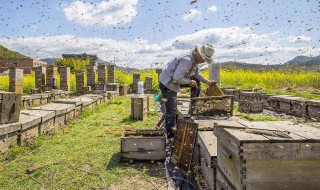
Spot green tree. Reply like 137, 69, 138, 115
54, 57, 90, 73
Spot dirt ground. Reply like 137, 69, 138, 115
109, 163, 168, 190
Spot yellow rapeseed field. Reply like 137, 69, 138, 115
0, 68, 319, 99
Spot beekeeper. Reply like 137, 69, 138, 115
159, 44, 216, 138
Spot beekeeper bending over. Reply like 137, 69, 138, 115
159, 44, 216, 138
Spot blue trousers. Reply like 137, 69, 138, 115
159, 78, 200, 137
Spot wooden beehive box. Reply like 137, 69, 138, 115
307, 100, 320, 121
132, 74, 140, 92
97, 65, 106, 85
59, 67, 71, 92
119, 85, 129, 96
107, 65, 115, 83
214, 121, 320, 190
291, 97, 308, 117
106, 83, 119, 92
198, 131, 217, 190
277, 96, 302, 114
121, 129, 165, 161
0, 91, 21, 124
267, 95, 291, 111
238, 100, 263, 113
87, 65, 96, 89
9, 68, 23, 93
131, 95, 148, 121
189, 95, 234, 116
239, 91, 264, 102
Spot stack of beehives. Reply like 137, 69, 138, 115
46, 66, 58, 90
145, 77, 153, 93
9, 68, 23, 93
59, 67, 70, 92
132, 74, 140, 93
238, 91, 265, 113
87, 65, 96, 89
76, 71, 85, 94
34, 66, 46, 89
96, 65, 106, 90
107, 65, 115, 83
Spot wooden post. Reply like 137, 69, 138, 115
9, 67, 23, 93
59, 67, 70, 92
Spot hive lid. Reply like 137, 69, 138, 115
215, 121, 320, 143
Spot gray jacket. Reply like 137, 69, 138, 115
159, 51, 209, 92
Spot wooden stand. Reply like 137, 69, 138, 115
131, 95, 148, 121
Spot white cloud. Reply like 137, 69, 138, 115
208, 5, 218, 13
63, 0, 138, 26
182, 9, 202, 21
1, 27, 319, 69
287, 36, 312, 43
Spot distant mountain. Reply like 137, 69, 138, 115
40, 58, 56, 64
285, 55, 320, 66
0, 44, 30, 59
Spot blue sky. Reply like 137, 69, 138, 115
0, 0, 319, 68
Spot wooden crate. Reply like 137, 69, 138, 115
121, 129, 165, 161
307, 100, 320, 121
0, 92, 21, 124
214, 121, 320, 190
9, 68, 23, 93
131, 95, 148, 121
190, 96, 234, 116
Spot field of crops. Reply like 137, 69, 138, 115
0, 68, 319, 99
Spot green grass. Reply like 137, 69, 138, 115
0, 97, 165, 190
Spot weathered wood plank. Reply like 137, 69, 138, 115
244, 182, 320, 190
200, 158, 215, 190
121, 151, 166, 161
121, 137, 165, 152
244, 158, 320, 183
198, 131, 217, 167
